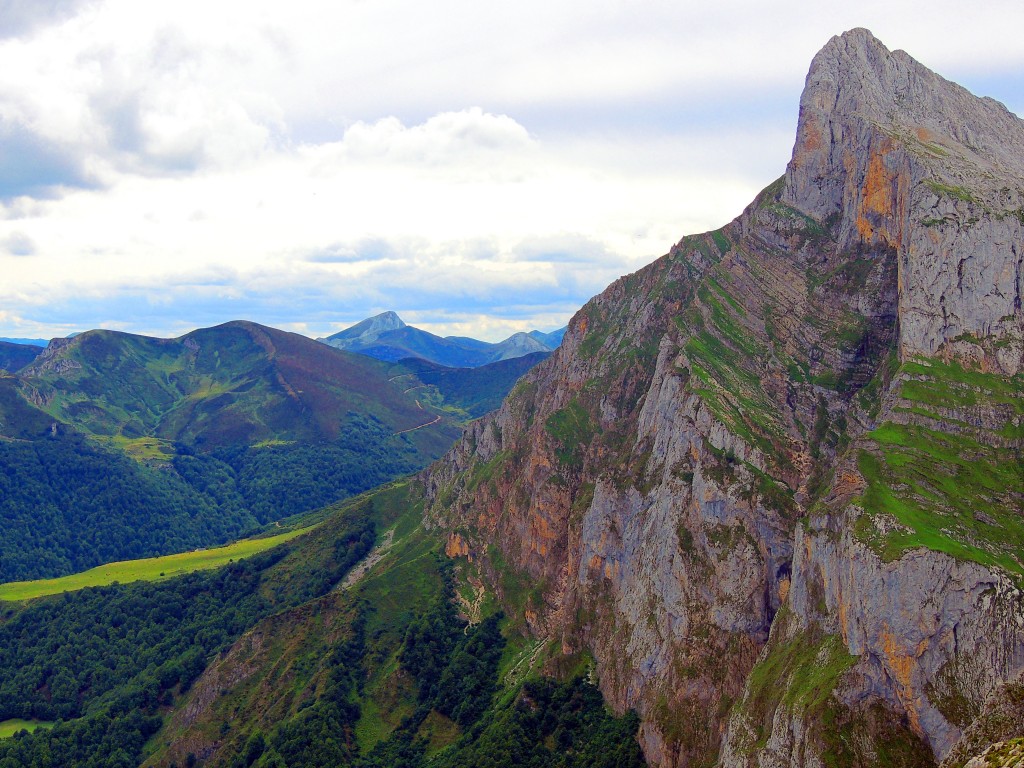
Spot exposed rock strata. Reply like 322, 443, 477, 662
424, 28, 1024, 768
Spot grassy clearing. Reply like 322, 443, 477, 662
92, 435, 176, 462
0, 526, 313, 602
0, 719, 54, 739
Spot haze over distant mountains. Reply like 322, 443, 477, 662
0, 337, 49, 347
320, 311, 566, 367
0, 339, 43, 373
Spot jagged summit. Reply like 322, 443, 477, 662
798, 28, 1023, 160
787, 28, 1024, 222
781, 27, 1024, 371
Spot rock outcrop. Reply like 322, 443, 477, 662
424, 28, 1024, 768
785, 28, 1024, 372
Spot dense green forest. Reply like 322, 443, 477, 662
0, 514, 376, 767
0, 433, 254, 582
204, 560, 643, 768
0, 486, 644, 768
0, 414, 419, 582
391, 352, 548, 419
0, 323, 550, 584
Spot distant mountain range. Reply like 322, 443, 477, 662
319, 311, 566, 367
0, 319, 551, 583
0, 336, 49, 347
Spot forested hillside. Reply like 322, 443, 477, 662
0, 482, 645, 768
0, 322, 454, 581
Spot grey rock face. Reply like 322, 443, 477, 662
783, 28, 1024, 372
424, 28, 1024, 768
794, 514, 1024, 755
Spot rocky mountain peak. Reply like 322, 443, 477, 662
782, 28, 1024, 372
361, 310, 407, 333
374, 310, 406, 329
324, 310, 407, 348
421, 30, 1024, 768
785, 27, 1024, 223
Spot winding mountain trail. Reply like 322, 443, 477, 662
394, 414, 442, 435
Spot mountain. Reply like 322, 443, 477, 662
2, 28, 1021, 768
529, 327, 567, 348
0, 337, 49, 347
419, 29, 1024, 767
20, 321, 450, 450
0, 339, 43, 372
0, 321, 464, 582
389, 351, 551, 420
489, 331, 552, 361
319, 310, 408, 348
320, 311, 565, 367
0, 482, 647, 768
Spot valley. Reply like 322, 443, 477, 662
0, 26, 1022, 768
0, 320, 550, 584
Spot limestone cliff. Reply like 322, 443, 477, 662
423, 29, 1024, 767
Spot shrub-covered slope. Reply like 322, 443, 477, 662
0, 481, 646, 768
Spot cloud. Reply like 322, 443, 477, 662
1, 230, 35, 255
0, 119, 96, 199
513, 233, 620, 264
0, 0, 1022, 341
335, 108, 533, 164
303, 238, 402, 264
0, 0, 90, 40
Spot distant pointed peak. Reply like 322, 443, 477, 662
372, 311, 406, 329
325, 311, 407, 345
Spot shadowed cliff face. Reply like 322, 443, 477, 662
424, 28, 1024, 768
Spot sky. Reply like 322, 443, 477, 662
1, 1, 1022, 342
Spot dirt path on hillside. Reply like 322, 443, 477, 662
394, 414, 441, 435
339, 529, 395, 589
456, 577, 486, 627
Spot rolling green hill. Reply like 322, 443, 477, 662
20, 322, 451, 449
388, 352, 550, 419
0, 321, 469, 582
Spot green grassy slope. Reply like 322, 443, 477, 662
0, 719, 53, 739
0, 525, 311, 602
0, 322, 468, 582
389, 351, 550, 420
854, 358, 1024, 577
20, 322, 446, 447
0, 482, 643, 768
